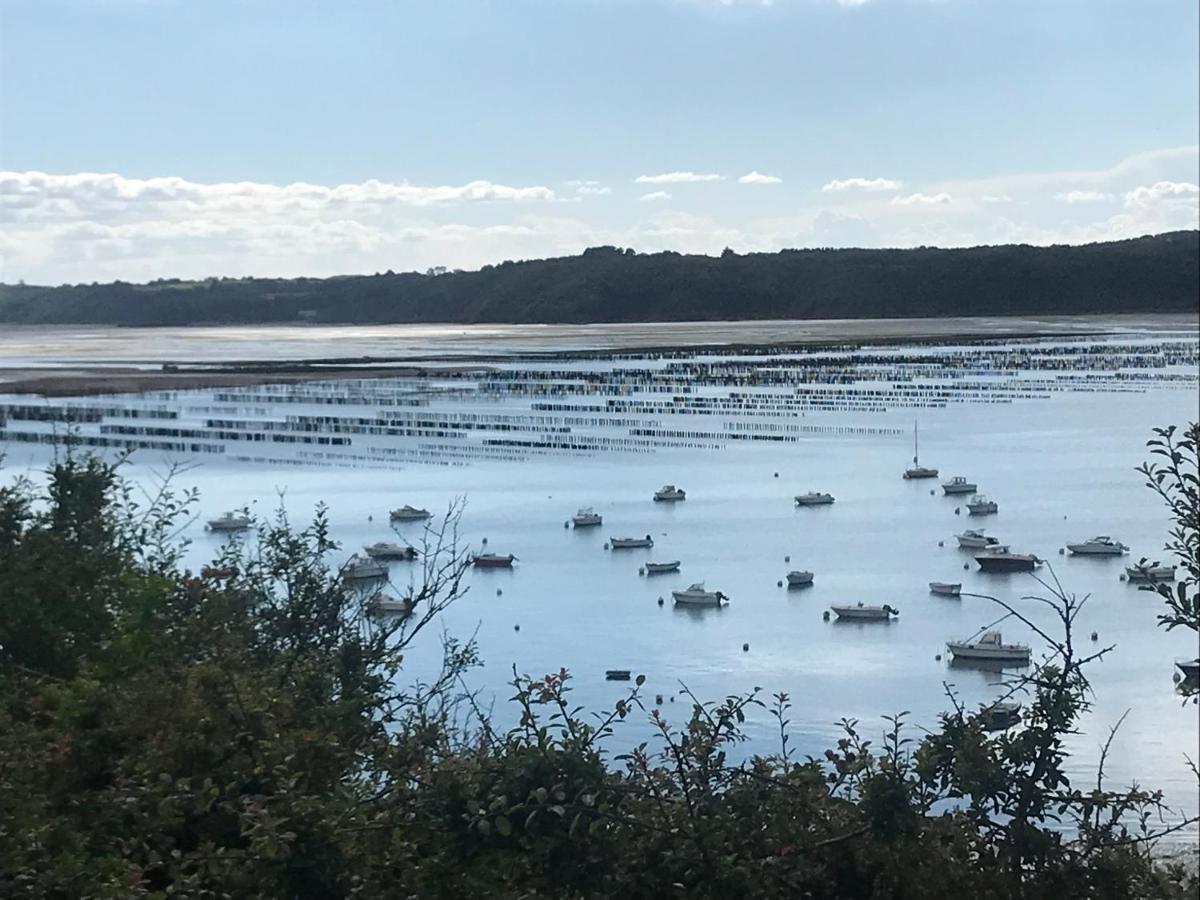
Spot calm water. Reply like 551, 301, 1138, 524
3, 326, 1198, 839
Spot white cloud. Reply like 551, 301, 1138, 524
575, 186, 612, 196
639, 191, 672, 201
738, 171, 782, 185
1122, 181, 1199, 207
1053, 190, 1110, 203
981, 195, 1012, 204
892, 192, 952, 206
634, 171, 724, 184
822, 177, 901, 192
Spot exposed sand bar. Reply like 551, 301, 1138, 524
1, 313, 1195, 397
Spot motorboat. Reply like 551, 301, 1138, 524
795, 492, 835, 506
786, 570, 814, 587
644, 560, 681, 574
942, 476, 977, 495
344, 555, 388, 580
390, 505, 432, 522
975, 548, 1041, 573
610, 535, 654, 549
1125, 563, 1178, 582
206, 511, 251, 532
956, 529, 1000, 550
946, 630, 1031, 664
980, 701, 1022, 732
672, 583, 727, 607
572, 508, 603, 527
1175, 658, 1200, 682
367, 593, 414, 616
472, 552, 516, 568
929, 582, 962, 596
654, 485, 686, 502
364, 541, 417, 560
966, 496, 998, 516
605, 669, 632, 681
1066, 536, 1129, 556
903, 422, 938, 479
829, 603, 898, 621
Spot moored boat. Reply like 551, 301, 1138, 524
957, 529, 1000, 550
653, 485, 686, 502
903, 422, 938, 479
364, 541, 417, 560
786, 570, 814, 587
610, 535, 654, 549
672, 583, 726, 607
966, 495, 998, 516
946, 630, 1030, 664
572, 508, 603, 527
472, 552, 516, 568
980, 701, 1022, 731
390, 504, 432, 522
975, 548, 1040, 573
1175, 658, 1199, 682
644, 560, 681, 574
942, 476, 977, 495
929, 581, 962, 596
1125, 562, 1178, 582
367, 593, 414, 616
206, 511, 251, 532
795, 492, 835, 506
344, 555, 388, 580
829, 603, 898, 621
1067, 536, 1129, 556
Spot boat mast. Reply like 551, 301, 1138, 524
913, 420, 919, 466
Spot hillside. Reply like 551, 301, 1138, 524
1, 231, 1196, 326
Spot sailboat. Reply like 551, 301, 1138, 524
903, 422, 938, 479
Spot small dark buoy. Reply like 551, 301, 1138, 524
935, 653, 942, 661
743, 643, 750, 652
938, 540, 944, 547
639, 566, 646, 576
777, 579, 783, 588
514, 624, 520, 631
563, 521, 569, 529
1059, 547, 1065, 555
368, 514, 373, 522
954, 507, 961, 516
669, 695, 675, 702
784, 555, 790, 563
496, 588, 503, 596
1119, 573, 1127, 582
773, 472, 779, 478
603, 542, 610, 550
1090, 631, 1098, 642
657, 596, 664, 606
822, 610, 831, 621
929, 489, 935, 496
655, 693, 663, 704
482, 537, 488, 545
963, 563, 970, 570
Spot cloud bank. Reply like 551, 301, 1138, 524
634, 172, 724, 184
822, 177, 901, 192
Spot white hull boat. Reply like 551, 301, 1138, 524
1067, 536, 1128, 556
654, 485, 686, 502
610, 535, 654, 549
795, 492, 835, 506
364, 541, 417, 560
942, 477, 977, 495
929, 582, 962, 596
345, 555, 388, 580
1125, 563, 1177, 582
980, 701, 1022, 731
903, 422, 938, 479
672, 583, 726, 606
975, 548, 1041, 573
966, 496, 998, 516
957, 529, 1000, 550
644, 560, 680, 574
390, 505, 432, 522
786, 570, 814, 587
207, 511, 251, 532
572, 508, 603, 527
1176, 658, 1199, 682
472, 553, 516, 568
830, 603, 898, 621
946, 630, 1030, 664
368, 593, 414, 616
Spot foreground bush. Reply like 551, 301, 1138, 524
1, 444, 1196, 899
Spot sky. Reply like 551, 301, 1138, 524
1, 0, 1198, 284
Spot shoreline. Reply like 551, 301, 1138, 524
2, 313, 1196, 398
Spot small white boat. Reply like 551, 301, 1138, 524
966, 495, 998, 516
344, 555, 388, 580
975, 545, 1040, 572
829, 603, 898, 621
1067, 536, 1129, 556
364, 541, 417, 560
957, 529, 1000, 550
644, 560, 681, 574
367, 593, 414, 616
206, 511, 251, 532
929, 582, 962, 596
610, 535, 654, 549
390, 505, 432, 522
946, 630, 1030, 664
1175, 658, 1200, 682
942, 476, 977, 496
572, 508, 603, 527
672, 583, 726, 606
786, 570, 814, 587
980, 701, 1022, 732
1125, 563, 1178, 582
903, 422, 938, 479
653, 485, 686, 502
472, 552, 516, 568
795, 492, 835, 506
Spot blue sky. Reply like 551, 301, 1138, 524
2, 0, 1197, 283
